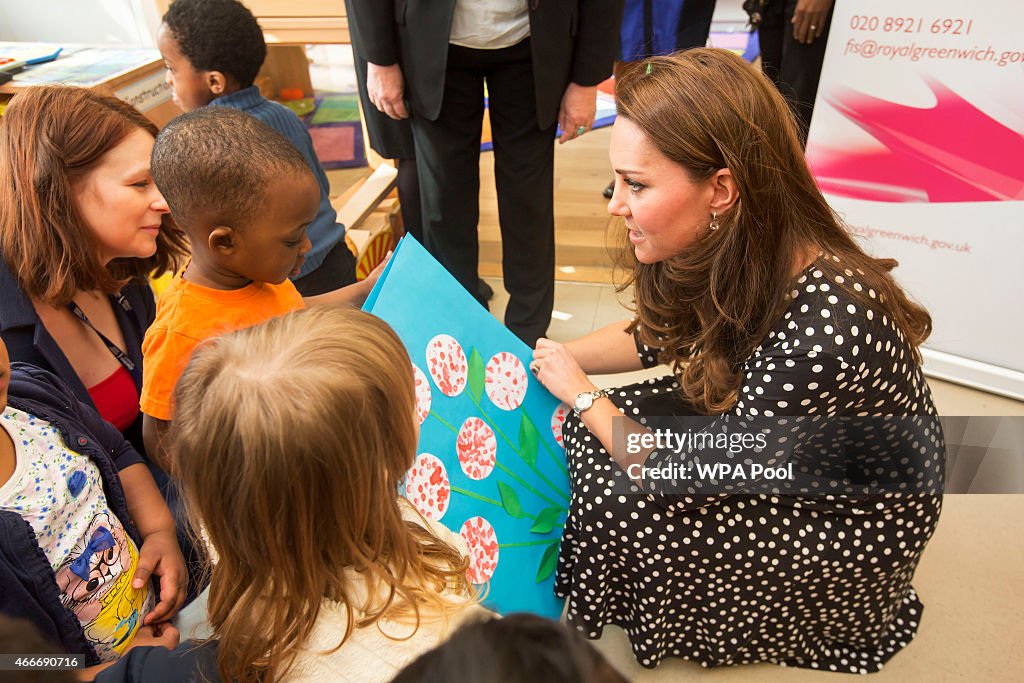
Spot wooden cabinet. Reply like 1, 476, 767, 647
151, 0, 351, 98
153, 0, 349, 44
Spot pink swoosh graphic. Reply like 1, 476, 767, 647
807, 77, 1024, 203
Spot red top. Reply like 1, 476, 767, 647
86, 366, 140, 432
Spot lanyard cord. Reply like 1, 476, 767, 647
65, 294, 136, 373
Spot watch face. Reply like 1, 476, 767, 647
574, 393, 594, 412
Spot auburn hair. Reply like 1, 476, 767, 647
0, 85, 187, 305
170, 306, 473, 683
615, 49, 931, 414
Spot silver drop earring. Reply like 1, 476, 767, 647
710, 212, 720, 231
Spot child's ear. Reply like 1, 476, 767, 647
208, 226, 237, 255
206, 71, 230, 97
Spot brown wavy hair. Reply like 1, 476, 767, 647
0, 85, 187, 305
615, 49, 931, 414
170, 305, 473, 683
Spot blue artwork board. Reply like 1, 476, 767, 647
363, 237, 570, 619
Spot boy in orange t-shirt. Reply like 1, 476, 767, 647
141, 107, 381, 468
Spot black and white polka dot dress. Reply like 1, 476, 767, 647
556, 261, 945, 672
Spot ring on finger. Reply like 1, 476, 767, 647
575, 125, 587, 137
530, 360, 542, 375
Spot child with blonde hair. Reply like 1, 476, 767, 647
97, 306, 487, 683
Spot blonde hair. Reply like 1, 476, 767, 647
616, 49, 931, 414
170, 306, 471, 683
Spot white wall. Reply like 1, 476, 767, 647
0, 0, 160, 47
1, 0, 750, 47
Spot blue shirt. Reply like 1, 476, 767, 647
210, 87, 346, 278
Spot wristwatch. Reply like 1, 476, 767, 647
573, 389, 609, 416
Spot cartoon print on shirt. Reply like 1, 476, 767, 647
54, 511, 150, 659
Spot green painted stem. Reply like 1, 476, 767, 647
540, 437, 570, 476
474, 402, 570, 503
429, 410, 458, 433
432, 408, 561, 508
493, 461, 563, 509
450, 485, 521, 514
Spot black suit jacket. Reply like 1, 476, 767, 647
348, 0, 622, 128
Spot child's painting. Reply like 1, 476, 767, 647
364, 237, 569, 619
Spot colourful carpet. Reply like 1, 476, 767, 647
282, 91, 367, 170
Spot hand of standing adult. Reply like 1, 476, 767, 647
367, 62, 409, 120
557, 83, 598, 144
791, 0, 833, 44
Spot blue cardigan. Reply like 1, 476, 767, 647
1, 364, 145, 666
0, 259, 154, 457
210, 86, 347, 279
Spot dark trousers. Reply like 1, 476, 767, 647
759, 0, 834, 144
291, 237, 358, 297
410, 38, 556, 347
676, 0, 717, 50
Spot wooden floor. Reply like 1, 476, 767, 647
327, 125, 622, 285
479, 126, 621, 284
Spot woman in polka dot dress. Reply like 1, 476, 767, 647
531, 49, 944, 673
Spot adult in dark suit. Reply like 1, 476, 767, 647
758, 0, 835, 144
348, 0, 622, 346
343, 0, 422, 243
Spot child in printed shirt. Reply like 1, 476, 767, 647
100, 306, 487, 683
0, 338, 184, 676
140, 107, 381, 468
156, 0, 358, 297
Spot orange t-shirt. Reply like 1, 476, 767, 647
140, 274, 304, 420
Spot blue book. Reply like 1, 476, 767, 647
364, 237, 570, 619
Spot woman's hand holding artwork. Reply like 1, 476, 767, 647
531, 338, 598, 405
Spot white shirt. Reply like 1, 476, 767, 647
449, 0, 531, 50
282, 501, 492, 682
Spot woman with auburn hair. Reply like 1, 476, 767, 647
97, 305, 488, 683
531, 49, 944, 672
0, 85, 188, 457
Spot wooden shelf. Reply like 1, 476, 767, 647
153, 0, 350, 44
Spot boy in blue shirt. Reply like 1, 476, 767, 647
156, 0, 357, 296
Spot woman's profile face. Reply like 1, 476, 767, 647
73, 128, 170, 266
607, 118, 715, 264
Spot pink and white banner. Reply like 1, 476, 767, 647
806, 0, 1024, 399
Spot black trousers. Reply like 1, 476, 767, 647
676, 0, 717, 50
759, 0, 834, 144
410, 38, 556, 347
291, 237, 358, 296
